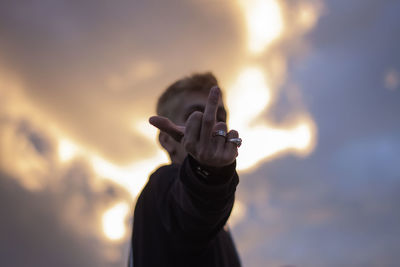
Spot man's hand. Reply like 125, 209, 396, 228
149, 86, 239, 168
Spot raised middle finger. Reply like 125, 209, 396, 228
200, 86, 220, 144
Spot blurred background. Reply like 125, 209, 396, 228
1, 0, 399, 266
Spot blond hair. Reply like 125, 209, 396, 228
156, 72, 219, 122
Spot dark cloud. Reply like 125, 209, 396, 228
233, 0, 400, 266
17, 119, 53, 156
235, 134, 400, 266
0, 106, 132, 266
0, 166, 131, 267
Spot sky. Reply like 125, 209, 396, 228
1, 0, 399, 266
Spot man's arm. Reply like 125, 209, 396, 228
154, 155, 238, 245
149, 86, 241, 250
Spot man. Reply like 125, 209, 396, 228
129, 73, 242, 267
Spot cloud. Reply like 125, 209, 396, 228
234, 134, 400, 266
0, 67, 132, 266
0, 0, 323, 266
1, 0, 399, 266
0, 0, 244, 164
0, 168, 131, 267
231, 0, 400, 266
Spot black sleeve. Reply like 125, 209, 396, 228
155, 155, 239, 248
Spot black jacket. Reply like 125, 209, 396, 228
129, 155, 241, 266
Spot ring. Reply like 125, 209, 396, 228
212, 130, 227, 138
227, 137, 242, 147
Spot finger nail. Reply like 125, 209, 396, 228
149, 116, 157, 125
210, 86, 220, 98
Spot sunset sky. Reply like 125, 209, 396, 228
1, 0, 399, 266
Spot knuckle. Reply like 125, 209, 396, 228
187, 111, 203, 124
191, 111, 203, 120
229, 129, 239, 137
193, 111, 203, 117
214, 122, 227, 132
203, 115, 214, 125
214, 121, 226, 127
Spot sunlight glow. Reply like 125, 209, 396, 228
228, 0, 317, 171
227, 67, 271, 126
57, 133, 169, 243
292, 124, 312, 149
58, 138, 79, 162
133, 118, 159, 141
57, 127, 168, 199
91, 151, 168, 197
227, 67, 316, 171
232, 122, 315, 171
298, 4, 319, 30
238, 0, 283, 54
102, 202, 130, 241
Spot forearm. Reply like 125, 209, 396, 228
162, 156, 238, 239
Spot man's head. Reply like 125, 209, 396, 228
156, 72, 227, 163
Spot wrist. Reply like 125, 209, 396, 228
187, 155, 236, 185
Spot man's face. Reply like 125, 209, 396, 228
170, 90, 227, 163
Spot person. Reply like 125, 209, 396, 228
128, 72, 242, 267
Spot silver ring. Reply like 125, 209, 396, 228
227, 137, 242, 147
212, 130, 227, 138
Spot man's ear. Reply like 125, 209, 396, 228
158, 131, 176, 156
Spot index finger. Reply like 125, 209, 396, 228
200, 86, 220, 142
149, 116, 185, 142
